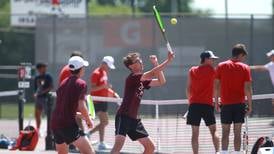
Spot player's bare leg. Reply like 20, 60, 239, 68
138, 137, 155, 154
208, 124, 220, 152
55, 143, 68, 154
89, 111, 108, 142
191, 126, 199, 154
111, 135, 126, 154
221, 124, 231, 151
35, 108, 42, 130
233, 123, 242, 151
73, 136, 95, 154
98, 112, 108, 142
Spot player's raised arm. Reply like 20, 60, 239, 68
141, 51, 174, 86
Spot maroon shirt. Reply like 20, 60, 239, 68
117, 73, 151, 119
51, 75, 87, 130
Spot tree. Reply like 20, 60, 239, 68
273, 0, 274, 15
137, 0, 193, 13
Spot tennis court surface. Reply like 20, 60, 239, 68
0, 116, 273, 154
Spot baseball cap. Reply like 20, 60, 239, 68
68, 56, 89, 71
266, 50, 274, 57
200, 50, 219, 60
102, 56, 115, 69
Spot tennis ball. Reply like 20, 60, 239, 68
170, 18, 177, 25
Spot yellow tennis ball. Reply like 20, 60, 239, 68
170, 18, 177, 25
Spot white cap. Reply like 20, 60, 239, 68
102, 56, 115, 69
68, 56, 89, 71
266, 50, 274, 57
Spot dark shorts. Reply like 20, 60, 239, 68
115, 115, 149, 141
187, 103, 216, 126
35, 96, 49, 110
94, 102, 108, 113
52, 124, 81, 144
221, 103, 246, 124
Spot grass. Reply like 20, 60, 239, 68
0, 103, 35, 119
0, 0, 10, 27
89, 2, 134, 15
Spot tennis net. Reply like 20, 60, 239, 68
0, 90, 273, 153
90, 93, 274, 153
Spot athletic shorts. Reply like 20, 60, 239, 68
115, 115, 149, 141
52, 124, 81, 144
186, 103, 216, 126
35, 96, 48, 110
94, 102, 108, 113
221, 103, 246, 124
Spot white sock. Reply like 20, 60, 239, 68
220, 150, 229, 154
232, 151, 241, 154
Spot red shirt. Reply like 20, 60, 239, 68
51, 76, 87, 130
90, 67, 109, 97
188, 65, 215, 106
58, 65, 71, 85
215, 59, 252, 105
117, 73, 151, 119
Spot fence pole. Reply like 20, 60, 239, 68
249, 14, 254, 65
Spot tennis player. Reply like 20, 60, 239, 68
250, 50, 274, 87
215, 44, 253, 154
59, 51, 83, 84
34, 63, 53, 132
250, 49, 274, 124
111, 51, 174, 154
51, 56, 95, 154
186, 50, 220, 154
58, 51, 87, 152
88, 56, 119, 150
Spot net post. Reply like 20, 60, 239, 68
18, 90, 25, 131
155, 103, 160, 152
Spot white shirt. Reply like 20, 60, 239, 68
264, 61, 274, 86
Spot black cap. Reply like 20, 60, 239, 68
200, 51, 219, 60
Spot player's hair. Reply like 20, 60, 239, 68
70, 51, 83, 58
36, 62, 47, 69
123, 52, 140, 69
232, 44, 248, 57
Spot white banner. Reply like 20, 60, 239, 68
11, 0, 87, 27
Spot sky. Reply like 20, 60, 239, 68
192, 0, 272, 15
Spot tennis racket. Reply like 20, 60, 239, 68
153, 5, 172, 52
86, 94, 95, 119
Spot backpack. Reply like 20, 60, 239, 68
10, 125, 39, 151
251, 136, 274, 154
0, 135, 11, 149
